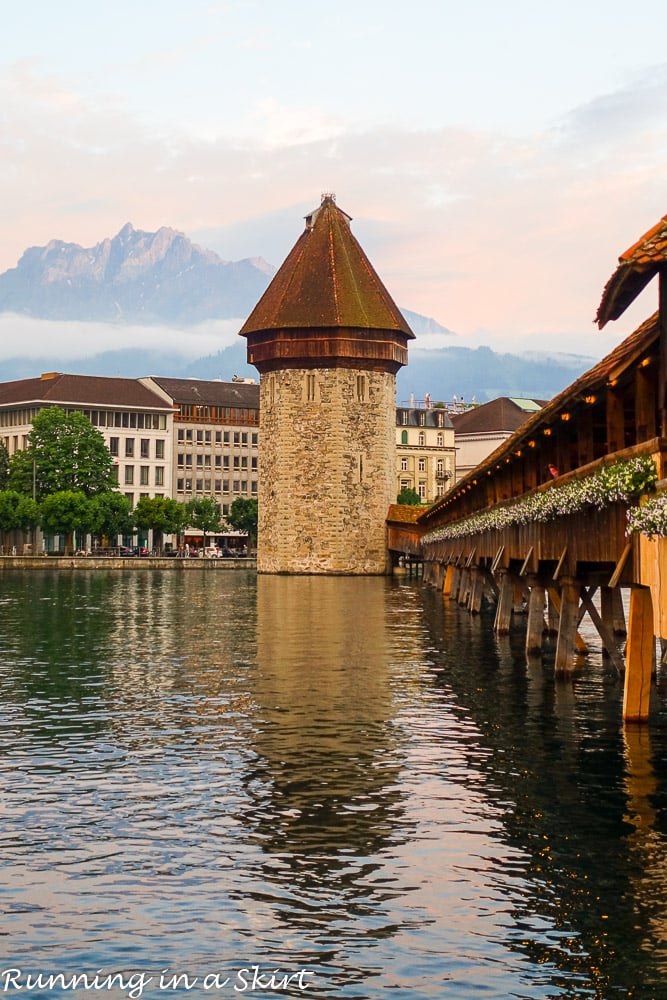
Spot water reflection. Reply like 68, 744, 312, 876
419, 590, 667, 999
1, 572, 667, 998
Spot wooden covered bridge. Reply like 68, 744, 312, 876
389, 214, 667, 722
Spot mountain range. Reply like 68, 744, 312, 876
0, 223, 273, 324
0, 224, 596, 401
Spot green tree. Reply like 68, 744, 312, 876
186, 496, 222, 549
397, 487, 421, 505
0, 442, 9, 489
227, 497, 258, 547
8, 406, 115, 500
39, 490, 95, 554
0, 490, 39, 552
134, 496, 188, 555
90, 491, 135, 547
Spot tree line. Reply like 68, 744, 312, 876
0, 407, 258, 555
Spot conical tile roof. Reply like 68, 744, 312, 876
240, 195, 414, 337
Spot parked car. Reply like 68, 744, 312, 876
118, 546, 135, 557
133, 546, 149, 557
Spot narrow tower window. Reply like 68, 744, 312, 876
306, 373, 316, 402
356, 374, 366, 402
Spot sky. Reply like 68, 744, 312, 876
3, 0, 667, 363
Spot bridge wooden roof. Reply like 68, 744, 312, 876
596, 214, 667, 327
418, 311, 660, 527
239, 195, 414, 338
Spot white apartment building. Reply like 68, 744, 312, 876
0, 373, 174, 511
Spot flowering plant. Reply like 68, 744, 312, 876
423, 455, 658, 543
626, 491, 667, 539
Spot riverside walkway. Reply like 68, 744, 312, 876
389, 214, 667, 723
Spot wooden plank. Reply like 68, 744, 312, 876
608, 541, 632, 589
553, 547, 569, 581
519, 546, 534, 577
490, 545, 505, 575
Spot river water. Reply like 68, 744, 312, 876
1, 569, 667, 1000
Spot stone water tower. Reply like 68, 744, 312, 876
240, 194, 414, 574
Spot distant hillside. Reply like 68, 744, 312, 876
0, 223, 274, 325
0, 338, 593, 404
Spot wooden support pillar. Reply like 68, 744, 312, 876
443, 563, 455, 597
525, 577, 546, 657
624, 586, 655, 723
554, 578, 583, 675
601, 585, 627, 638
458, 568, 471, 607
449, 565, 461, 602
546, 590, 559, 636
469, 569, 484, 614
494, 571, 514, 635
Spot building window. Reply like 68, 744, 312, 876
401, 411, 408, 425
437, 432, 443, 447
251, 433, 258, 446
418, 482, 427, 499
125, 466, 134, 485
140, 466, 149, 486
418, 432, 425, 446
140, 438, 150, 458
178, 429, 185, 443
155, 467, 164, 486
401, 457, 408, 471
401, 430, 408, 445
437, 459, 444, 476
125, 438, 134, 458
418, 458, 426, 472
155, 439, 165, 459
177, 453, 185, 468
109, 437, 119, 457
400, 479, 410, 492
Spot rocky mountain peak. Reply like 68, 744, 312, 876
0, 225, 274, 325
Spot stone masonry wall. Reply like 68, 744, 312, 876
258, 368, 396, 574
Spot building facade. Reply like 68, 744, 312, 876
0, 372, 174, 509
240, 194, 414, 574
396, 406, 456, 503
143, 376, 259, 518
450, 397, 545, 482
